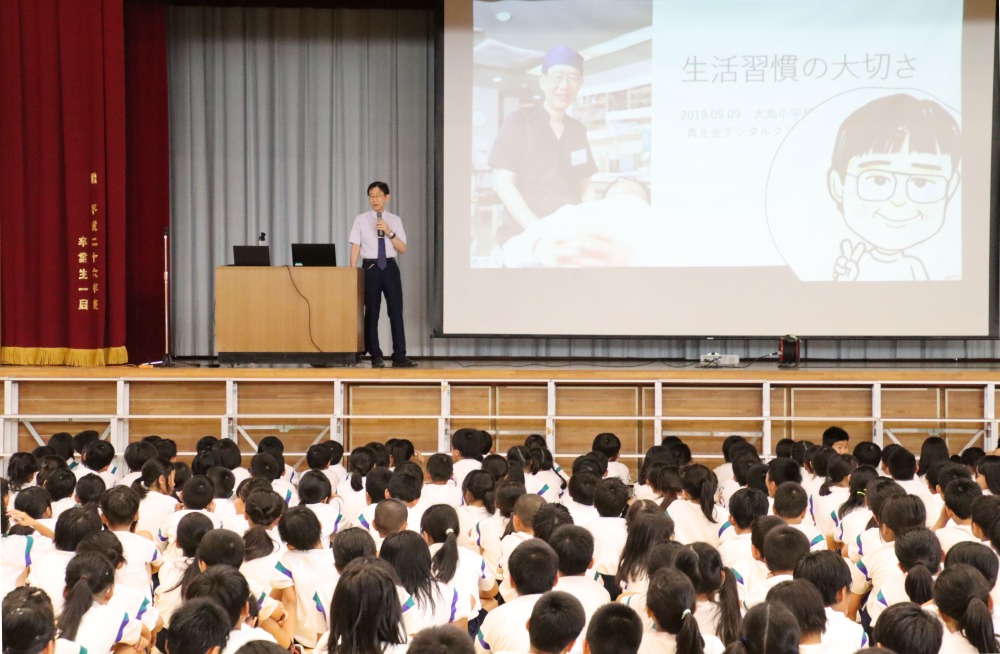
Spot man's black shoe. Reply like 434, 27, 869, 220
371, 357, 385, 368
391, 357, 418, 368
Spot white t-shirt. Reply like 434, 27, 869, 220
112, 530, 160, 598
458, 504, 490, 552
336, 475, 369, 528
270, 548, 338, 648
157, 508, 221, 555
222, 512, 250, 536
429, 542, 493, 618
897, 477, 944, 528
561, 498, 600, 526
222, 625, 277, 654
743, 573, 793, 610
304, 500, 347, 546
714, 462, 735, 488
25, 549, 75, 613
1, 533, 54, 596
475, 513, 510, 581
789, 521, 829, 551
398, 582, 461, 637
939, 629, 981, 654
453, 459, 482, 491
475, 593, 541, 654
619, 591, 654, 632
666, 500, 728, 547
73, 602, 144, 654
607, 460, 632, 485
935, 521, 979, 554
554, 575, 611, 653
811, 486, 850, 538
116, 471, 141, 488
272, 478, 298, 506
839, 506, 872, 556
850, 539, 903, 612
498, 532, 533, 601
823, 606, 869, 651
136, 490, 178, 538
153, 555, 192, 626
50, 496, 77, 520
420, 483, 463, 509
525, 470, 564, 503
583, 517, 628, 576
717, 532, 753, 569
638, 629, 725, 654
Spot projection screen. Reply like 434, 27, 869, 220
441, 0, 997, 338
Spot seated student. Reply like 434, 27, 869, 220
522, 446, 564, 504
118, 441, 157, 488
765, 457, 803, 497
766, 579, 829, 654
849, 494, 927, 619
3, 586, 86, 654
743, 525, 810, 609
811, 453, 856, 542
886, 446, 941, 527
353, 466, 392, 536
717, 488, 768, 567
48, 431, 76, 467
44, 466, 78, 519
165, 597, 233, 654
58, 552, 148, 653
420, 453, 463, 509
26, 507, 103, 614
186, 566, 277, 654
477, 480, 525, 582
407, 624, 475, 654
562, 471, 600, 526
792, 550, 869, 651
934, 564, 1000, 654
637, 567, 724, 654
847, 477, 906, 563
945, 541, 1000, 628
970, 494, 1000, 545
523, 591, 586, 654
1, 488, 56, 594
719, 447, 762, 509
389, 463, 428, 530
867, 527, 940, 625
581, 478, 629, 592
713, 435, 749, 488
99, 485, 162, 597
498, 494, 547, 600
241, 490, 287, 593
76, 440, 118, 488
296, 469, 344, 547
314, 557, 409, 654
332, 526, 377, 573
633, 446, 669, 502
155, 512, 215, 627
223, 478, 272, 535
666, 464, 727, 547
853, 441, 883, 469
373, 498, 410, 548
458, 470, 494, 544
476, 539, 560, 654
533, 503, 574, 543
931, 477, 982, 554
833, 464, 879, 552
584, 604, 643, 654
774, 438, 795, 460
822, 425, 851, 455
269, 506, 335, 648
322, 440, 348, 483
158, 475, 223, 555
452, 428, 485, 490
192, 529, 291, 648
249, 452, 298, 506
69, 430, 99, 477
616, 513, 674, 596
732, 603, 802, 654
257, 436, 297, 486
207, 465, 238, 524
305, 442, 339, 490
871, 602, 942, 654
133, 457, 178, 537
548, 525, 611, 648
379, 530, 464, 637
593, 433, 630, 485
772, 482, 826, 552
687, 542, 741, 647
728, 515, 784, 604
212, 438, 250, 488
73, 473, 106, 509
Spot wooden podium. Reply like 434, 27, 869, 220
215, 266, 364, 365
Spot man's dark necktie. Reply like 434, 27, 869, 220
376, 212, 387, 270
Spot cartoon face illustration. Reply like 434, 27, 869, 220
830, 143, 958, 253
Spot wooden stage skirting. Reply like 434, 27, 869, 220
4, 365, 1000, 474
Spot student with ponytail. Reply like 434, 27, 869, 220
314, 557, 409, 654
59, 552, 147, 653
155, 511, 214, 626
133, 457, 177, 537
615, 513, 674, 594
722, 602, 800, 654
667, 464, 726, 546
241, 489, 287, 592
379, 530, 465, 636
934, 564, 1000, 654
26, 507, 103, 614
421, 504, 497, 632
335, 445, 375, 526
476, 479, 525, 583
524, 445, 564, 503
689, 542, 742, 647
458, 469, 494, 550
639, 567, 724, 654
812, 454, 857, 540
834, 464, 878, 551
868, 527, 942, 624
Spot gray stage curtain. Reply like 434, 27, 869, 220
168, 6, 1000, 362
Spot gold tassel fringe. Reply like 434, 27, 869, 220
1, 346, 128, 367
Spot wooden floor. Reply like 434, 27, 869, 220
5, 362, 1000, 474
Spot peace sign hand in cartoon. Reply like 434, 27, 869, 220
833, 239, 865, 281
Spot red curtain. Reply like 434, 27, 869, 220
124, 0, 170, 365
0, 0, 128, 365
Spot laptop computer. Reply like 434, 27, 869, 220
233, 245, 271, 266
291, 243, 337, 267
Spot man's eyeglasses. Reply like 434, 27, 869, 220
543, 72, 582, 86
368, 193, 386, 200
848, 170, 948, 204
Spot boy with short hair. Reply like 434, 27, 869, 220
526, 591, 586, 654
499, 494, 547, 601
100, 486, 162, 598
591, 433, 629, 485
78, 440, 118, 487
583, 604, 642, 654
773, 482, 826, 551
933, 477, 982, 553
793, 550, 869, 652
158, 475, 222, 554
742, 525, 810, 609
562, 472, 600, 526
718, 487, 769, 567
821, 426, 850, 455
420, 453, 463, 509
582, 478, 629, 589
452, 428, 484, 489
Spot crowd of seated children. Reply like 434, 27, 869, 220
8, 427, 1000, 653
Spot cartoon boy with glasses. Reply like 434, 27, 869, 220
828, 93, 961, 281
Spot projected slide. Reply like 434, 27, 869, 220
443, 0, 994, 336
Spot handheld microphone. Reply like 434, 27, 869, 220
377, 212, 384, 238
258, 232, 266, 244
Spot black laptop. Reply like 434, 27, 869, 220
233, 245, 271, 266
291, 243, 337, 267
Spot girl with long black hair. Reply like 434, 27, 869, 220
379, 530, 465, 637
